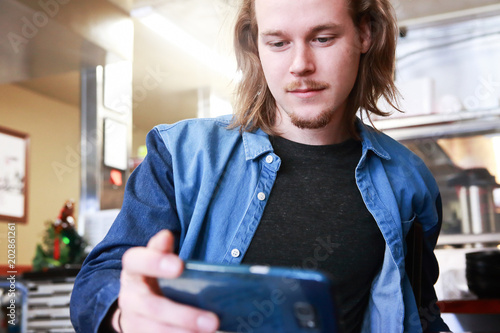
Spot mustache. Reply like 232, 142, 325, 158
285, 79, 330, 91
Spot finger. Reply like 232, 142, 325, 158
122, 247, 183, 279
120, 292, 219, 333
121, 312, 200, 333
147, 229, 176, 253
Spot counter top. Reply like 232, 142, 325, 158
437, 299, 500, 314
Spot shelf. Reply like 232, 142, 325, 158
370, 108, 500, 141
437, 232, 500, 246
373, 108, 500, 130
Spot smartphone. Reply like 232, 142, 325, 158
158, 261, 340, 333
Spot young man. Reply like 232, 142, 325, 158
70, 0, 450, 332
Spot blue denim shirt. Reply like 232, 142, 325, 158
70, 116, 448, 333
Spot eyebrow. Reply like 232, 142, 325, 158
260, 24, 343, 38
310, 24, 343, 34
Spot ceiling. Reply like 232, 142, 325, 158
129, 0, 239, 130
3, 0, 500, 134
116, 0, 500, 132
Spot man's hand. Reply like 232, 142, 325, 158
113, 230, 220, 332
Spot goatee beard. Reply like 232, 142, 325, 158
283, 79, 334, 129
289, 108, 335, 129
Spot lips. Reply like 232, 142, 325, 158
285, 80, 329, 98
288, 87, 325, 98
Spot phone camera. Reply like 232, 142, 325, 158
293, 302, 318, 329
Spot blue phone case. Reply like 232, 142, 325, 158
158, 261, 340, 333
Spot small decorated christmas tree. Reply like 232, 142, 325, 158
32, 200, 87, 271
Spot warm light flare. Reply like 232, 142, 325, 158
139, 12, 238, 81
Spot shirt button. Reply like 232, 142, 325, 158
231, 249, 240, 258
257, 192, 266, 201
265, 155, 274, 164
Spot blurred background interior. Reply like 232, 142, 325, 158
1, 0, 500, 332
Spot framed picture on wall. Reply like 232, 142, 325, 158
0, 126, 29, 223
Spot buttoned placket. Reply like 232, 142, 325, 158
222, 153, 281, 264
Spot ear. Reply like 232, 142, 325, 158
358, 16, 372, 54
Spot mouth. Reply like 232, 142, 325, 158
285, 80, 329, 98
288, 87, 326, 98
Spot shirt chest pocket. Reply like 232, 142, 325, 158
402, 213, 417, 238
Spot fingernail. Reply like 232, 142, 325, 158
197, 313, 218, 332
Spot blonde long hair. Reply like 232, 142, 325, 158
230, 0, 399, 137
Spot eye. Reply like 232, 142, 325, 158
268, 40, 289, 49
313, 37, 335, 45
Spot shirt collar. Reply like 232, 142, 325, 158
216, 115, 274, 161
238, 118, 392, 161
356, 119, 391, 161
242, 128, 274, 161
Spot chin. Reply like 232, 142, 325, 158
289, 109, 335, 130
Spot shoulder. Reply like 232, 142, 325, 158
360, 122, 436, 187
377, 131, 416, 159
360, 123, 402, 150
154, 114, 235, 135
151, 115, 241, 148
360, 123, 441, 224
359, 122, 422, 165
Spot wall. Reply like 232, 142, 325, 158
0, 84, 80, 267
132, 126, 149, 158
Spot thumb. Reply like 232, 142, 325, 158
147, 229, 176, 253
144, 230, 182, 295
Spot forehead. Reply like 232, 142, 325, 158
254, 0, 353, 31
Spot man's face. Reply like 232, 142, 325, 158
256, 0, 371, 131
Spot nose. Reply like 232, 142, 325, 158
289, 44, 315, 76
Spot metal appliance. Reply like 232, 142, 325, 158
374, 9, 500, 247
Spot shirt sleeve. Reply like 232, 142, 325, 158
419, 194, 451, 332
70, 128, 181, 333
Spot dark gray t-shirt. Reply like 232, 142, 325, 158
242, 135, 385, 333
